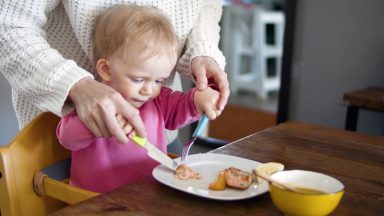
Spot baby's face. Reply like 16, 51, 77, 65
106, 53, 176, 108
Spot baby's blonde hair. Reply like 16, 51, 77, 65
93, 4, 178, 67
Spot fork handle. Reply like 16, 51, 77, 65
192, 114, 209, 137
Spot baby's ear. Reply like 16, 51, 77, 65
96, 58, 112, 82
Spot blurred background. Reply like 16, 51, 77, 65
180, 0, 384, 154
1, 0, 384, 153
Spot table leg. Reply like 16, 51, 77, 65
345, 106, 359, 131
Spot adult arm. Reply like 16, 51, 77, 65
0, 1, 146, 143
177, 0, 229, 111
0, 0, 90, 123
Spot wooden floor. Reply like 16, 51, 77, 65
208, 104, 277, 142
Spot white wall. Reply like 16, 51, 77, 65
0, 73, 19, 145
288, 0, 384, 135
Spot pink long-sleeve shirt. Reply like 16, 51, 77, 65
56, 86, 200, 193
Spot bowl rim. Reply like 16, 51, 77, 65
270, 169, 345, 195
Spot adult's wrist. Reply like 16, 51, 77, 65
68, 77, 94, 103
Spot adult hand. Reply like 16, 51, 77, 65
191, 56, 230, 111
68, 77, 146, 144
116, 114, 134, 138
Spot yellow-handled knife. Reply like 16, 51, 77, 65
131, 135, 178, 171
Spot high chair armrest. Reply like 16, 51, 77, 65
33, 158, 99, 205
33, 154, 178, 205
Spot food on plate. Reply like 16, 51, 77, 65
208, 167, 254, 190
209, 171, 226, 190
224, 167, 254, 190
175, 163, 201, 180
253, 162, 284, 183
208, 162, 285, 191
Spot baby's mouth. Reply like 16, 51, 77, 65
129, 98, 150, 108
132, 98, 147, 103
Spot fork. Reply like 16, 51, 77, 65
181, 114, 209, 162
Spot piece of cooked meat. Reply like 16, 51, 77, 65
175, 163, 202, 180
224, 167, 253, 189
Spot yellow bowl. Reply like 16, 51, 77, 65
269, 170, 344, 216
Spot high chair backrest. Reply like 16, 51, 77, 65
0, 112, 74, 216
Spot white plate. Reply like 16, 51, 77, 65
152, 153, 269, 200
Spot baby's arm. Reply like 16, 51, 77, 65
193, 87, 221, 120
57, 113, 132, 151
57, 112, 96, 151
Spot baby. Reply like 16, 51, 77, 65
56, 5, 221, 193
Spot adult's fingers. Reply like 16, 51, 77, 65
103, 110, 128, 144
127, 130, 136, 139
91, 110, 113, 137
207, 67, 229, 111
216, 76, 230, 111
122, 124, 133, 134
116, 115, 133, 135
117, 101, 147, 138
192, 63, 208, 90
83, 118, 104, 137
116, 114, 125, 127
77, 107, 110, 137
192, 57, 230, 111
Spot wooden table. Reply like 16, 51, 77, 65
50, 122, 384, 216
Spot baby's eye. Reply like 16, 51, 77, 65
131, 78, 144, 83
155, 79, 166, 84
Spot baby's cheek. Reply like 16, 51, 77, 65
154, 86, 162, 97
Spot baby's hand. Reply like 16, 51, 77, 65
116, 114, 135, 139
194, 87, 221, 120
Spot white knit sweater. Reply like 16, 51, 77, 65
0, 0, 226, 129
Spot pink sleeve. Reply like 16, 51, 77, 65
56, 111, 96, 151
154, 87, 201, 130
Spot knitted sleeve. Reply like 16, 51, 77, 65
176, 0, 226, 77
0, 0, 92, 126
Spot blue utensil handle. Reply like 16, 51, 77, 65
192, 114, 209, 137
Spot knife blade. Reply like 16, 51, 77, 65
131, 135, 178, 171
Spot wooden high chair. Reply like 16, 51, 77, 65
0, 112, 98, 216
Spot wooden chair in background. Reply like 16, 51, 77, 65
343, 86, 384, 131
